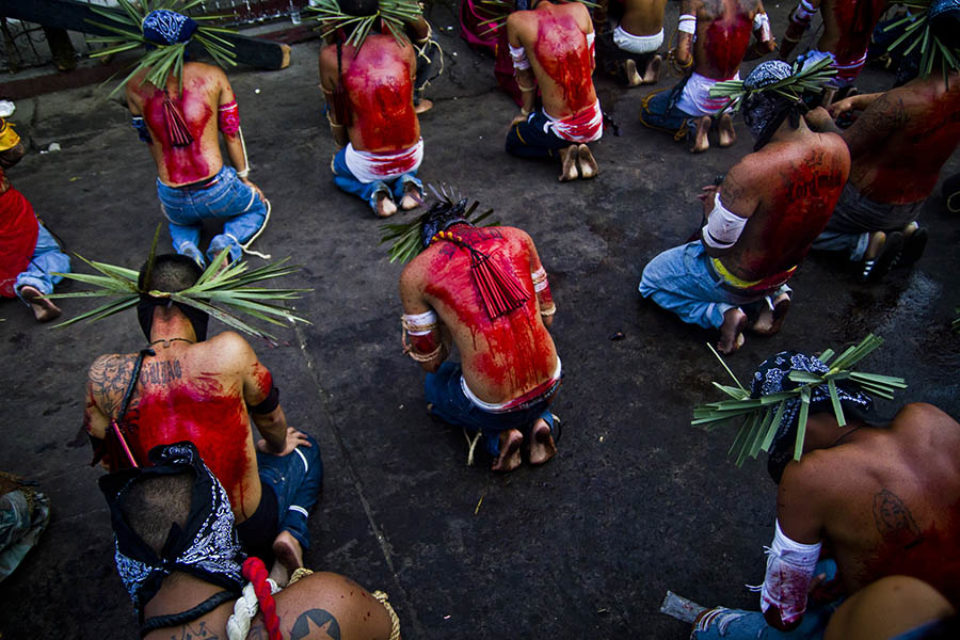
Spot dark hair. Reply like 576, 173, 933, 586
339, 0, 379, 16
119, 471, 195, 554
138, 254, 203, 293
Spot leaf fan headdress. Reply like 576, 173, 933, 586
308, 0, 423, 47
88, 0, 237, 95
884, 0, 960, 83
48, 228, 310, 341
692, 334, 906, 482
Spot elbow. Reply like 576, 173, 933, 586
420, 358, 443, 374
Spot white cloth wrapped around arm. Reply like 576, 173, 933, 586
509, 43, 531, 71
702, 192, 747, 250
758, 520, 822, 626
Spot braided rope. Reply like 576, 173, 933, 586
371, 591, 401, 640
243, 557, 282, 640
225, 583, 259, 640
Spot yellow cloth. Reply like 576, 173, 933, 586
0, 119, 20, 152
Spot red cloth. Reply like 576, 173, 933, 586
0, 177, 40, 298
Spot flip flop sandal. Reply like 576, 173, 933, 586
860, 231, 904, 283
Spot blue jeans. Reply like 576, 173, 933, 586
424, 362, 558, 457
331, 147, 423, 214
15, 223, 70, 302
639, 242, 784, 329
692, 560, 842, 639
505, 110, 578, 160
156, 165, 268, 265
255, 433, 323, 550
638, 79, 697, 138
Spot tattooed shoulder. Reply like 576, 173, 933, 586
873, 488, 924, 550
88, 353, 136, 415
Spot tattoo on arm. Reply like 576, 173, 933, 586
168, 621, 220, 639
873, 489, 924, 550
844, 94, 907, 158
290, 609, 342, 640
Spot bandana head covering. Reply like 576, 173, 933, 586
340, 0, 381, 16
751, 351, 873, 484
99, 442, 245, 614
930, 0, 960, 50
741, 61, 804, 150
142, 9, 199, 45
420, 198, 471, 249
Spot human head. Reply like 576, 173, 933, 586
137, 254, 209, 342
741, 60, 805, 151
141, 9, 199, 46
419, 198, 471, 249
338, 0, 380, 16
99, 442, 245, 612
751, 351, 873, 484
930, 0, 960, 51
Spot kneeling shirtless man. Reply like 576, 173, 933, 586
396, 198, 562, 471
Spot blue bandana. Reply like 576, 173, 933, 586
751, 351, 873, 483
142, 10, 199, 46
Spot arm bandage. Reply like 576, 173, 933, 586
702, 193, 747, 250
791, 0, 816, 25
218, 100, 241, 136
754, 12, 772, 42
678, 14, 697, 35
531, 266, 549, 293
509, 43, 531, 71
531, 266, 556, 315
401, 310, 442, 362
758, 520, 821, 625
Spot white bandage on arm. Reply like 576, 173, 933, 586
401, 309, 438, 336
677, 14, 697, 35
754, 12, 772, 42
509, 43, 531, 71
531, 266, 549, 292
702, 193, 747, 250
758, 520, 821, 625
792, 0, 816, 23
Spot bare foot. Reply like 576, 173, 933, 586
559, 145, 579, 182
19, 286, 61, 322
623, 59, 642, 87
691, 116, 711, 153
717, 307, 747, 354
270, 530, 304, 587
491, 429, 523, 472
527, 417, 558, 465
717, 113, 736, 147
399, 183, 424, 210
576, 144, 599, 179
414, 98, 433, 114
642, 55, 662, 84
375, 192, 397, 218
751, 292, 790, 336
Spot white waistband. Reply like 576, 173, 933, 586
461, 357, 562, 413
344, 139, 424, 183
676, 71, 738, 117
613, 26, 663, 55
543, 99, 603, 143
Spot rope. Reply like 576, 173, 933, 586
242, 557, 282, 640
371, 591, 401, 640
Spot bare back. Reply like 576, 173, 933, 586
508, 2, 598, 119
845, 74, 960, 204
400, 226, 558, 404
620, 0, 668, 37
818, 0, 887, 62
719, 129, 849, 281
785, 404, 960, 603
319, 34, 420, 153
84, 333, 268, 520
693, 0, 762, 80
125, 62, 230, 187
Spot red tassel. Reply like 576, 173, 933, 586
242, 557, 282, 640
162, 95, 194, 147
470, 250, 529, 319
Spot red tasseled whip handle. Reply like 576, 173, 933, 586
242, 557, 282, 640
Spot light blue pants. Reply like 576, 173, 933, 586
156, 165, 267, 266
15, 223, 70, 303
331, 147, 422, 214
639, 242, 778, 329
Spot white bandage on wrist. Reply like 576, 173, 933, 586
236, 168, 250, 178
678, 14, 697, 35
401, 309, 438, 336
793, 0, 816, 22
702, 193, 747, 250
531, 266, 549, 292
758, 520, 821, 626
754, 12, 772, 42
509, 43, 531, 71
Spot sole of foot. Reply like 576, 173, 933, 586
577, 144, 598, 179
717, 308, 747, 354
20, 286, 61, 322
399, 186, 424, 211
527, 417, 558, 465
414, 98, 433, 114
559, 145, 579, 182
624, 59, 642, 87
643, 55, 663, 85
691, 117, 711, 153
491, 429, 523, 472
376, 193, 398, 218
717, 114, 736, 147
751, 293, 790, 336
